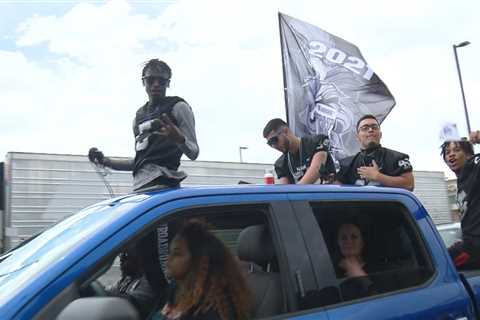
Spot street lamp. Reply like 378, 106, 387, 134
239, 146, 248, 163
453, 41, 471, 134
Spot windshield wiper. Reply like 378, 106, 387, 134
0, 260, 39, 278
5, 232, 43, 254
0, 252, 13, 264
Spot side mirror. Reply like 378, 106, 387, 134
56, 297, 140, 320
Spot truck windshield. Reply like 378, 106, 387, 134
0, 202, 134, 305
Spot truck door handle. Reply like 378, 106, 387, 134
295, 269, 306, 299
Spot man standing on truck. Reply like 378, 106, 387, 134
88, 59, 199, 191
88, 59, 199, 274
336, 115, 414, 191
442, 130, 480, 269
263, 118, 335, 184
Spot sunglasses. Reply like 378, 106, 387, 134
267, 132, 282, 147
142, 76, 170, 86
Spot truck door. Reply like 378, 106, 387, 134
268, 201, 329, 319
460, 270, 480, 314
288, 191, 475, 320
26, 193, 329, 320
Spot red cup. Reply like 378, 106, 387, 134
264, 173, 274, 184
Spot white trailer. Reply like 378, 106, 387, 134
0, 151, 452, 252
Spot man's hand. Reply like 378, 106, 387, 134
156, 113, 185, 144
470, 130, 480, 144
297, 151, 328, 184
88, 147, 105, 165
357, 160, 380, 181
339, 257, 367, 278
319, 164, 333, 184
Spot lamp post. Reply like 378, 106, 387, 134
453, 41, 471, 134
239, 146, 248, 163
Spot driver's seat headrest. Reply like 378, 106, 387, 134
237, 225, 275, 265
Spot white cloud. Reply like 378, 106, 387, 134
1, 0, 479, 178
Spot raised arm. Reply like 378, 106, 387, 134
88, 147, 134, 171
470, 130, 480, 144
171, 101, 199, 160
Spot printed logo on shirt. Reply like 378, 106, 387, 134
355, 179, 381, 187
458, 190, 468, 219
354, 179, 366, 186
316, 138, 330, 152
135, 119, 159, 151
293, 164, 308, 182
398, 158, 412, 170
474, 156, 480, 165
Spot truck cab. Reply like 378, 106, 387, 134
0, 184, 478, 319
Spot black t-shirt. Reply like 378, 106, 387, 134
458, 154, 480, 245
274, 135, 333, 184
337, 145, 412, 186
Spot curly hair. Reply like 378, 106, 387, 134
440, 139, 474, 160
173, 220, 251, 320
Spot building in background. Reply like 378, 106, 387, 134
447, 178, 460, 222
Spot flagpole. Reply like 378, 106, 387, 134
278, 12, 290, 125
452, 41, 471, 134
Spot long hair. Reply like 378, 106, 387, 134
333, 221, 368, 276
174, 220, 251, 320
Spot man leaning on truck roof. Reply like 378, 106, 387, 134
263, 118, 336, 184
336, 114, 414, 191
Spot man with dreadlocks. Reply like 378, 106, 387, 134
442, 130, 480, 269
88, 59, 199, 191
88, 59, 199, 274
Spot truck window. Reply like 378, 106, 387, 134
93, 204, 288, 319
310, 201, 434, 305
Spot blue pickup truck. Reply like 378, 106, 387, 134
0, 185, 479, 320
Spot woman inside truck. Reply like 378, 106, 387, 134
152, 219, 252, 320
335, 222, 378, 300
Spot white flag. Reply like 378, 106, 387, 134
439, 122, 461, 142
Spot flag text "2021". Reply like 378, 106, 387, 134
308, 41, 374, 81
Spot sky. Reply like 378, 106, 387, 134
0, 0, 479, 179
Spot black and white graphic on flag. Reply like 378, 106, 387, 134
279, 13, 396, 161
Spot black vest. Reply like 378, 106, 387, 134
133, 96, 185, 174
